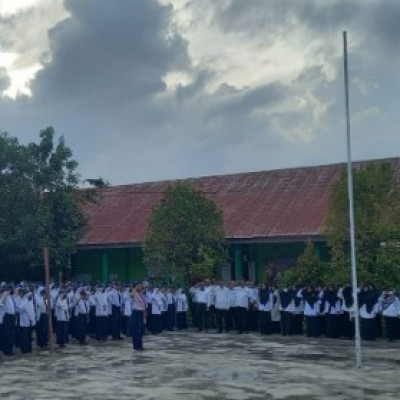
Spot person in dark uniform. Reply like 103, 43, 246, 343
130, 284, 147, 351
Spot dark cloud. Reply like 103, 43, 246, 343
31, 0, 188, 106
0, 0, 399, 185
206, 83, 288, 119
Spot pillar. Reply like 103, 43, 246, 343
234, 245, 243, 280
102, 250, 109, 283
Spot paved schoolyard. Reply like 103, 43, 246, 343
0, 331, 399, 400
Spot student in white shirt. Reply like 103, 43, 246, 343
175, 287, 188, 330
76, 291, 90, 345
55, 291, 69, 348
214, 282, 231, 333
19, 291, 36, 354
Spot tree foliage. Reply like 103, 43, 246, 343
0, 127, 91, 280
281, 240, 326, 287
324, 161, 400, 288
143, 182, 227, 285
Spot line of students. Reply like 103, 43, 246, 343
0, 281, 189, 357
189, 279, 400, 341
1, 279, 399, 358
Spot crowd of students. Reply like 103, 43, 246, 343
0, 278, 399, 358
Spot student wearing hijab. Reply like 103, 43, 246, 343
358, 284, 380, 341
292, 285, 304, 335
380, 288, 400, 341
323, 284, 342, 338
279, 286, 295, 336
94, 285, 109, 341
339, 284, 355, 339
298, 285, 321, 338
258, 284, 272, 335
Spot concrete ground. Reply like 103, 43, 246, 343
0, 331, 399, 400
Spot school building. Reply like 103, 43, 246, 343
72, 158, 400, 283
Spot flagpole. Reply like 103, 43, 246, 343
343, 30, 362, 368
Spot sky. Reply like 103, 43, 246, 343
0, 0, 399, 185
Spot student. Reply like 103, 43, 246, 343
339, 284, 355, 339
94, 286, 109, 341
108, 284, 123, 340
380, 288, 400, 341
195, 282, 209, 332
234, 282, 250, 334
298, 286, 320, 338
35, 289, 49, 349
166, 287, 176, 331
258, 284, 272, 335
151, 287, 163, 334
358, 285, 379, 341
123, 287, 133, 337
2, 287, 17, 356
55, 291, 69, 348
214, 282, 231, 333
323, 285, 342, 338
175, 286, 188, 330
75, 290, 90, 345
160, 288, 168, 331
130, 284, 147, 351
279, 286, 296, 336
18, 291, 36, 354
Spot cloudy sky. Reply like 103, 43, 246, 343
0, 0, 399, 185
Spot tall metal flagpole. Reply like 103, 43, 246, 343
343, 31, 362, 368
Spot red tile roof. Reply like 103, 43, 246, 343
78, 158, 400, 247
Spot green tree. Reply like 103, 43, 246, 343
143, 182, 227, 285
0, 127, 94, 280
324, 161, 400, 287
281, 240, 325, 287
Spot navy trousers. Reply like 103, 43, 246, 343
2, 314, 16, 355
36, 313, 48, 348
131, 310, 144, 350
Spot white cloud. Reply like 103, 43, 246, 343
0, 0, 69, 98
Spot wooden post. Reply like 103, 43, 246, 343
44, 247, 54, 352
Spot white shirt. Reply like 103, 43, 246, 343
19, 297, 36, 327
94, 291, 109, 317
234, 287, 249, 309
214, 286, 230, 310
175, 291, 188, 312
55, 297, 69, 321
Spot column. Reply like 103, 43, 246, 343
234, 245, 243, 280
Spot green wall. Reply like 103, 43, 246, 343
75, 247, 147, 283
75, 241, 328, 284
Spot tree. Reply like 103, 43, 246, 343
281, 239, 326, 287
0, 127, 93, 280
324, 161, 400, 288
143, 182, 227, 285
